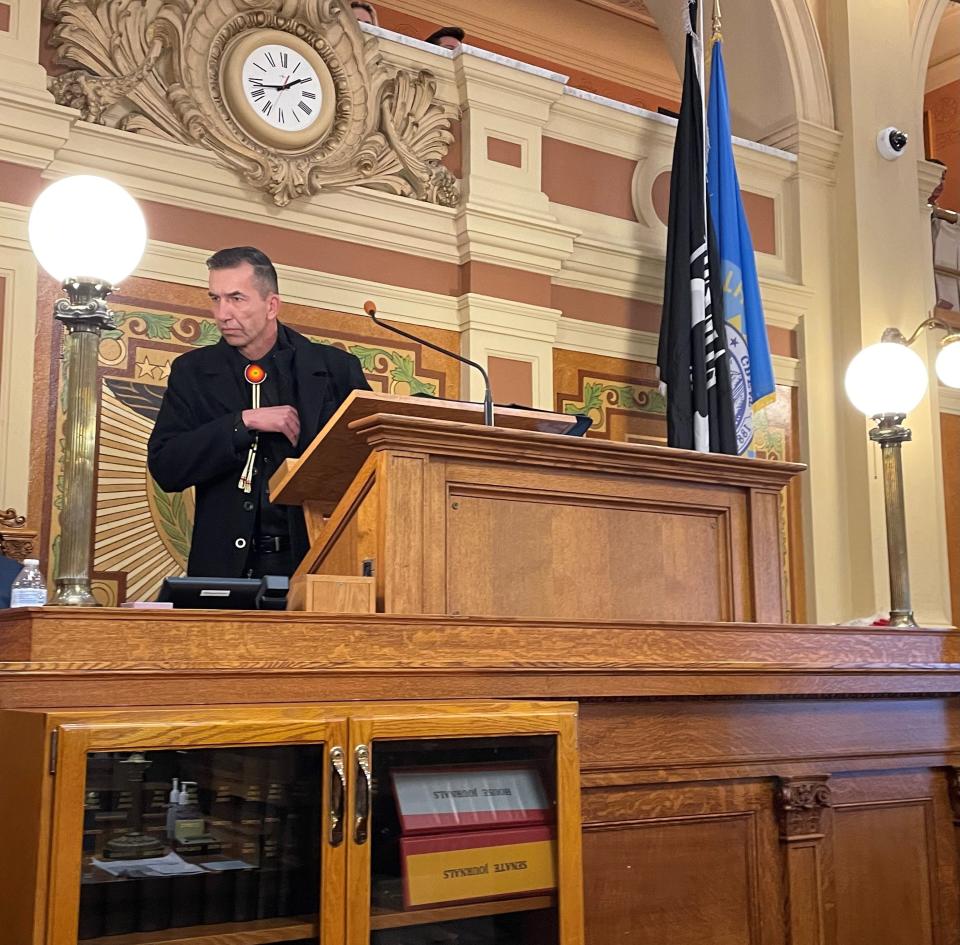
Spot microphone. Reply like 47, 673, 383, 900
363, 300, 495, 426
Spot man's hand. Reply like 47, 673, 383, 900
241, 406, 301, 446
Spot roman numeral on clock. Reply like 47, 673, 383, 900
251, 87, 265, 101
262, 100, 273, 115
298, 101, 312, 115
280, 51, 288, 68
303, 91, 316, 99
264, 51, 276, 67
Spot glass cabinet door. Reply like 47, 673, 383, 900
346, 702, 583, 945
45, 710, 347, 945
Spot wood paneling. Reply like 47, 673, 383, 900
831, 769, 960, 945
584, 815, 760, 944
582, 780, 782, 945
834, 800, 935, 945
445, 482, 741, 621
578, 698, 958, 779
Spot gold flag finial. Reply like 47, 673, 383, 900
712, 0, 722, 40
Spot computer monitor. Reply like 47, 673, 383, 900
157, 576, 264, 610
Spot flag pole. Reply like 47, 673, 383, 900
712, 0, 722, 40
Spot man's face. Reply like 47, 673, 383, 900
208, 262, 279, 356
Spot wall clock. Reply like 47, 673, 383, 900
220, 27, 337, 151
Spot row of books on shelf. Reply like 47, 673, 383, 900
79, 749, 319, 938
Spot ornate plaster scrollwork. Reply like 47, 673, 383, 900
43, 0, 460, 208
776, 775, 831, 839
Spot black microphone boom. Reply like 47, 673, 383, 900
363, 300, 495, 427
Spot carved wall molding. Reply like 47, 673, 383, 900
0, 508, 37, 562
776, 775, 831, 839
43, 0, 459, 208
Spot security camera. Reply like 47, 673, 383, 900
877, 127, 909, 161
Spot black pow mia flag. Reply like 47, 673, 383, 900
656, 0, 737, 454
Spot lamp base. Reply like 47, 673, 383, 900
888, 609, 920, 629
49, 579, 99, 607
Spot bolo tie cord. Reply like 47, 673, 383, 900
238, 367, 263, 493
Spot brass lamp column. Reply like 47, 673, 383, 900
868, 414, 917, 628
844, 315, 960, 628
51, 280, 115, 605
28, 175, 147, 607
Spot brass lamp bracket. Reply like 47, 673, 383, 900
882, 315, 957, 348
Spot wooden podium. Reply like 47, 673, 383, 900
271, 391, 803, 622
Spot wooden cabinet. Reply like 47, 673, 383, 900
0, 701, 582, 945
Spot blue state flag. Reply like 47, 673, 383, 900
707, 36, 775, 454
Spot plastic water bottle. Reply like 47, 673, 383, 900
10, 559, 47, 607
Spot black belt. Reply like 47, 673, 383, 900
252, 534, 290, 554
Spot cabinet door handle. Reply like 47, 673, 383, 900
354, 744, 371, 845
329, 746, 345, 847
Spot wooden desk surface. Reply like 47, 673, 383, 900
1, 607, 958, 708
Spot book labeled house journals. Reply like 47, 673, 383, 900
390, 764, 552, 834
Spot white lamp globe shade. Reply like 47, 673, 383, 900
844, 341, 928, 417
936, 337, 960, 388
28, 175, 147, 285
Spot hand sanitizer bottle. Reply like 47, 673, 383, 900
10, 559, 47, 607
166, 779, 180, 840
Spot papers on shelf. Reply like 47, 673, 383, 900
199, 860, 256, 871
92, 851, 204, 878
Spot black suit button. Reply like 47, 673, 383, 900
243, 500, 254, 512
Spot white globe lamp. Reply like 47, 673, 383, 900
27, 176, 147, 606
844, 341, 928, 418
29, 175, 147, 285
935, 335, 960, 389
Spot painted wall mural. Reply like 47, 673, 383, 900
40, 277, 459, 605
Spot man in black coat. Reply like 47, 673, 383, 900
148, 246, 370, 578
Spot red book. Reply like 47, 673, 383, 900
400, 825, 557, 909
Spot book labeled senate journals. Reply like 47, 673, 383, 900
400, 825, 557, 909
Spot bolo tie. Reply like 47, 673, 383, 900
238, 362, 266, 493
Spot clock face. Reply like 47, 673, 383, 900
241, 43, 322, 132
220, 28, 337, 151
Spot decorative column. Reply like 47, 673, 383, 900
776, 775, 834, 945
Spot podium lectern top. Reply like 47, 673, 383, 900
270, 390, 577, 508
